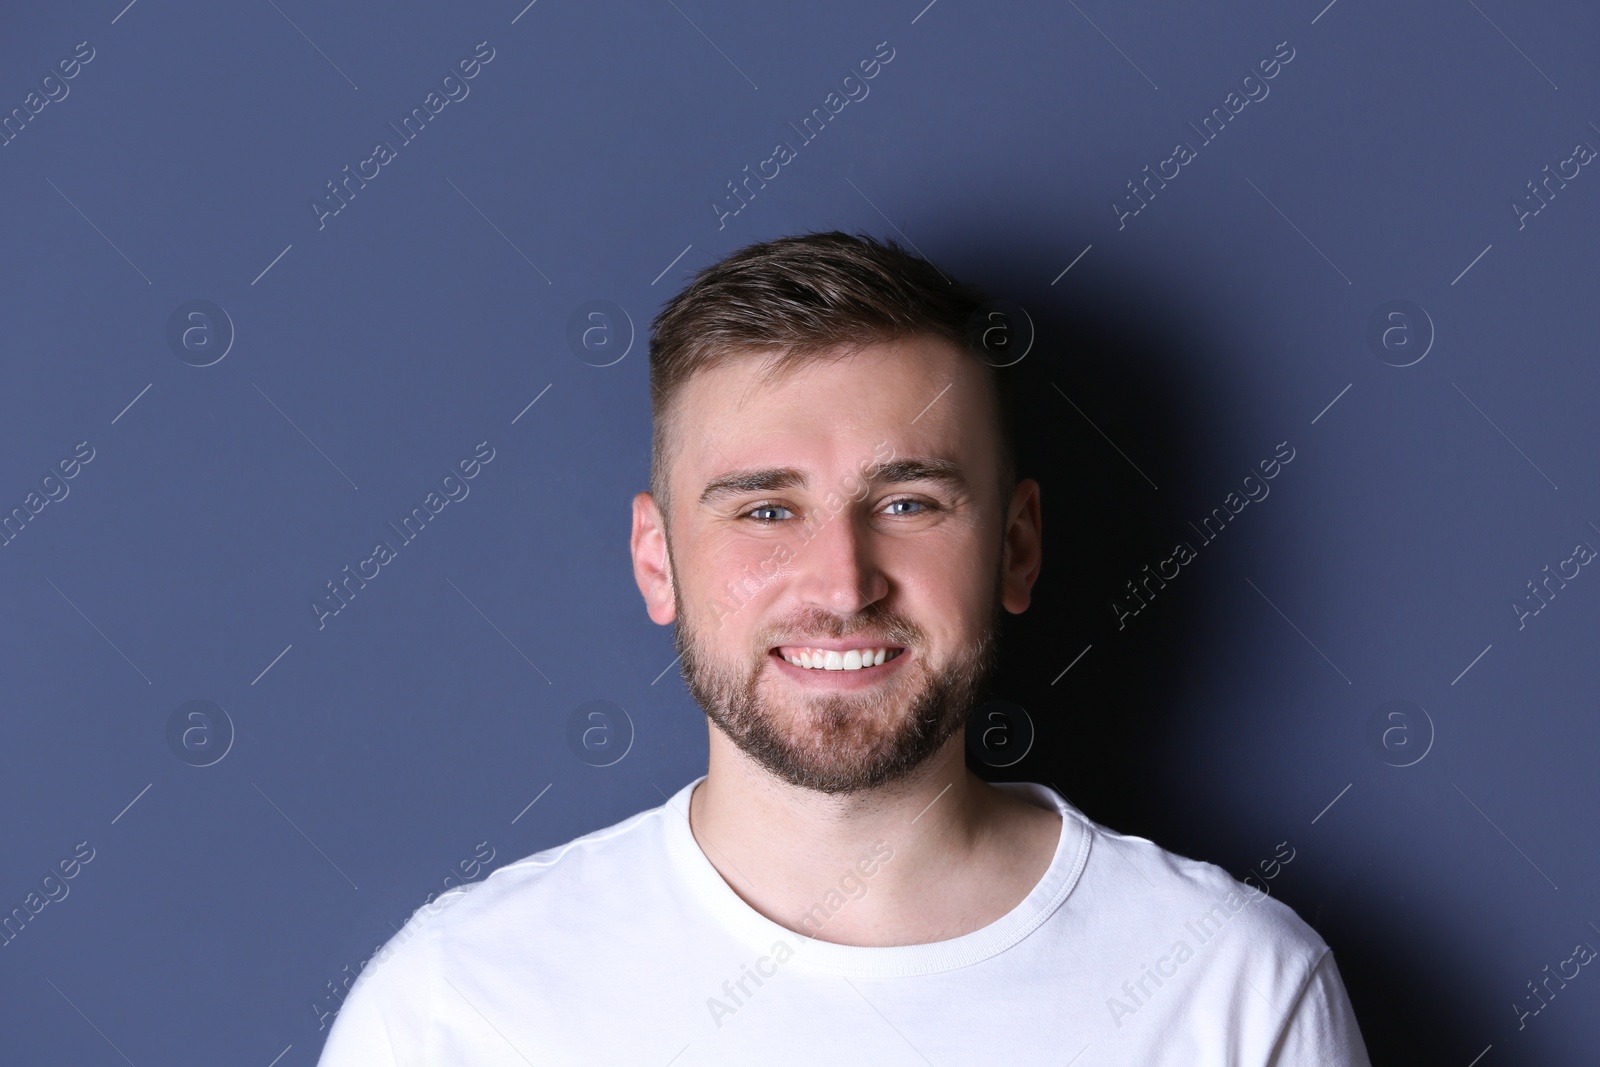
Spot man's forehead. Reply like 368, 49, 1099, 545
697, 455, 968, 506
678, 341, 978, 437
664, 337, 997, 504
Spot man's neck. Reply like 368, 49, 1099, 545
687, 731, 1062, 947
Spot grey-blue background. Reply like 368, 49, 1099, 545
2, 0, 1595, 1063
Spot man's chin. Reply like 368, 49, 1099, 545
678, 605, 1002, 793
757, 667, 920, 734
707, 678, 964, 794
764, 706, 912, 766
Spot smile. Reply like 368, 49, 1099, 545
773, 646, 906, 671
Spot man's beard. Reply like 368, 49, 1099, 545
673, 568, 1005, 795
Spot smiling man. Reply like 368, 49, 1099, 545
317, 232, 1369, 1065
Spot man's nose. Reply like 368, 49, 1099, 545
790, 508, 887, 615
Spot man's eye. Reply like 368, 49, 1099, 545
741, 500, 933, 521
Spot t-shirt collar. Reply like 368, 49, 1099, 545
659, 775, 1091, 978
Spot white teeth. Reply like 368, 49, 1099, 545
782, 648, 901, 671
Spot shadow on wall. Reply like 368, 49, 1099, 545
942, 237, 1480, 1063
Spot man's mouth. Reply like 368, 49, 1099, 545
772, 645, 907, 672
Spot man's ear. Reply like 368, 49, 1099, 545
1000, 478, 1042, 614
631, 492, 677, 625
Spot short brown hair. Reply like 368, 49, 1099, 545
648, 231, 1017, 514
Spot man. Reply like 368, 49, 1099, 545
317, 232, 1370, 1064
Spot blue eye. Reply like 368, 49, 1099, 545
742, 499, 934, 522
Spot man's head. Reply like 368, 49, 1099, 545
630, 232, 1041, 795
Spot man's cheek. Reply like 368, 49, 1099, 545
710, 596, 741, 631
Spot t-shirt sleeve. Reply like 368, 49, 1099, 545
314, 902, 440, 1067
1265, 949, 1371, 1066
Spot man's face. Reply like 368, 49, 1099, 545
634, 335, 1038, 794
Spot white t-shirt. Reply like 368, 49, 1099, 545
317, 778, 1369, 1065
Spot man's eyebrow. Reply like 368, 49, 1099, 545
697, 457, 967, 506
873, 458, 968, 493
698, 467, 807, 505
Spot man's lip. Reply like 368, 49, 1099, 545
767, 646, 910, 682
769, 640, 906, 653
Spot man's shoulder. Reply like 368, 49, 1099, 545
1067, 806, 1329, 964
328, 797, 677, 1045
402, 797, 675, 944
